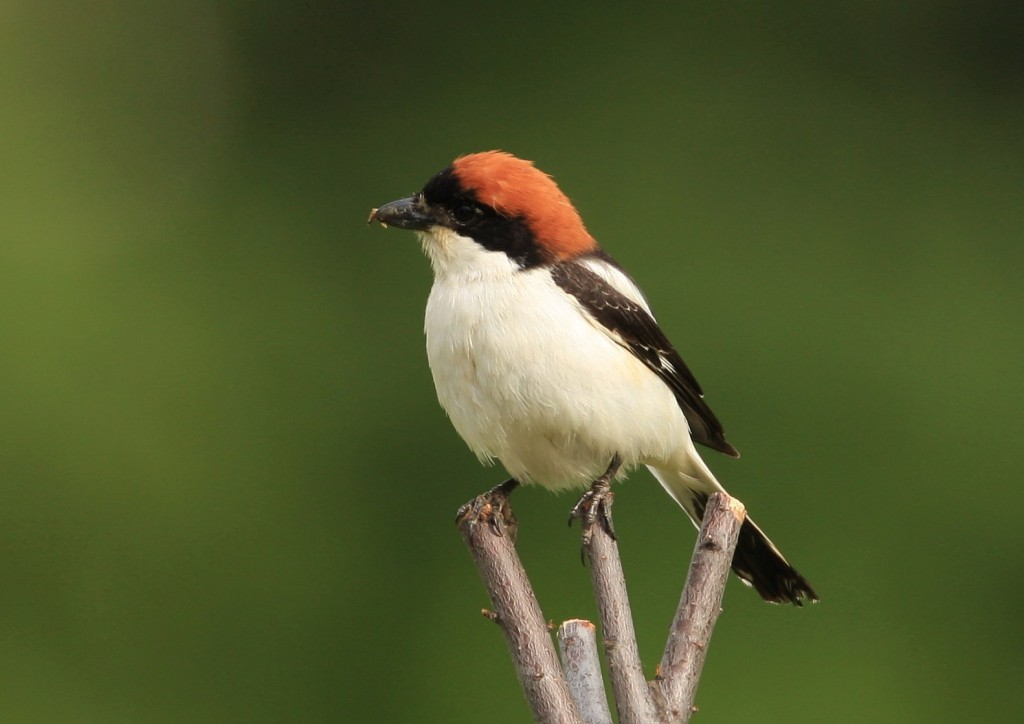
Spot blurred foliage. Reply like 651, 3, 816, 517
2, 1, 1022, 721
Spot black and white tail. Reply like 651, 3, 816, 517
650, 466, 818, 606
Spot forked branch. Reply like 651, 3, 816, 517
457, 491, 744, 723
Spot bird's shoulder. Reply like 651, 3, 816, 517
547, 252, 739, 458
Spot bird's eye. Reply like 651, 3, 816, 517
451, 203, 480, 225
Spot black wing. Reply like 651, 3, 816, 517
549, 256, 739, 458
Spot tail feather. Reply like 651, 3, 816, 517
693, 494, 818, 605
650, 466, 818, 606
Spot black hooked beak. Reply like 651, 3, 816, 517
367, 196, 434, 231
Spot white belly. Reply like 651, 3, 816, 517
424, 265, 688, 490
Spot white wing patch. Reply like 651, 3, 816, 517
577, 257, 654, 316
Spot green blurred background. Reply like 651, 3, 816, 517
2, 2, 1022, 722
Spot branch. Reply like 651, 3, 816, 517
557, 620, 613, 724
657, 492, 745, 722
456, 500, 582, 724
457, 489, 744, 723
582, 498, 661, 723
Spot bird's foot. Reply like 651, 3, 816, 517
456, 478, 519, 543
568, 479, 617, 548
568, 456, 622, 553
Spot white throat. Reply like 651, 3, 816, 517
417, 226, 520, 281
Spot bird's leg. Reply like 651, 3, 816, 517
568, 454, 623, 547
455, 478, 520, 543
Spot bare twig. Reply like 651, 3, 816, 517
557, 620, 613, 724
657, 492, 745, 722
583, 502, 661, 724
456, 502, 582, 724
458, 490, 745, 723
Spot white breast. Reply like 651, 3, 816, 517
421, 229, 688, 491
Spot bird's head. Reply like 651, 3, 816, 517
369, 151, 598, 273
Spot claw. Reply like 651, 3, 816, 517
569, 487, 616, 546
568, 455, 623, 556
456, 479, 520, 544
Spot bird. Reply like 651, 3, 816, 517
369, 151, 817, 605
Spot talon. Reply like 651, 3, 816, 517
456, 479, 520, 543
569, 455, 622, 552
570, 489, 615, 542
